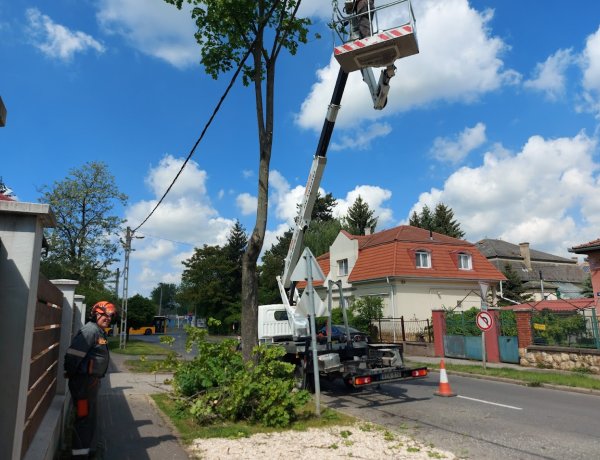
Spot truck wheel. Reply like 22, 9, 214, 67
144, 329, 152, 335
294, 362, 315, 393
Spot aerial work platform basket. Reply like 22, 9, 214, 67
332, 0, 419, 73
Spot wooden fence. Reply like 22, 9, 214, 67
22, 274, 63, 457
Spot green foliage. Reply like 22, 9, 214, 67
445, 307, 481, 336
39, 161, 127, 295
258, 230, 292, 305
127, 294, 157, 329
303, 218, 343, 257
499, 310, 517, 336
342, 195, 378, 236
151, 283, 178, 314
351, 297, 384, 334
532, 309, 587, 346
409, 203, 465, 239
173, 329, 309, 428
165, 0, 311, 86
178, 222, 247, 332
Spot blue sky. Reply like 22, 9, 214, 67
2, 0, 600, 297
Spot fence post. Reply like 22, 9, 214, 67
591, 308, 600, 350
431, 310, 446, 357
427, 318, 432, 342
400, 316, 405, 342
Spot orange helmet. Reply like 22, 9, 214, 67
90, 301, 118, 323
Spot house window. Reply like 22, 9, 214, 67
338, 259, 349, 276
458, 252, 472, 270
415, 250, 431, 268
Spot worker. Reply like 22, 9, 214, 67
346, 0, 375, 38
64, 301, 116, 459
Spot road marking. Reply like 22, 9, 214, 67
457, 395, 522, 410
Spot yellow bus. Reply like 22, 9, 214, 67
128, 315, 168, 335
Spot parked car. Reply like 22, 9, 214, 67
318, 324, 369, 343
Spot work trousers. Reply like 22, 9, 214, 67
355, 0, 375, 38
68, 375, 101, 459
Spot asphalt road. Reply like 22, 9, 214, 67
131, 332, 599, 459
320, 372, 600, 460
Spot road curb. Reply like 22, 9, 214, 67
430, 369, 600, 397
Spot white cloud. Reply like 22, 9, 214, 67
242, 169, 254, 179
96, 0, 198, 69
125, 154, 235, 295
579, 26, 600, 115
331, 122, 392, 151
524, 48, 574, 100
236, 193, 257, 215
409, 131, 600, 256
26, 8, 105, 61
295, 0, 519, 134
431, 122, 487, 164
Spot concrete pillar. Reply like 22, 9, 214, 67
0, 201, 55, 460
484, 310, 500, 363
431, 310, 446, 357
73, 295, 86, 334
51, 280, 79, 395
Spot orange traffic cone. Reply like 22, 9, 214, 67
434, 359, 456, 397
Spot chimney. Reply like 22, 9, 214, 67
364, 227, 371, 235
519, 242, 532, 271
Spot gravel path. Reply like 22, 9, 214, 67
188, 422, 456, 459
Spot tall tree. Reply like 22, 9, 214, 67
410, 202, 465, 239
310, 191, 337, 222
165, 0, 310, 359
499, 263, 532, 306
432, 203, 465, 239
126, 294, 157, 330
39, 161, 127, 299
344, 195, 378, 235
151, 283, 178, 314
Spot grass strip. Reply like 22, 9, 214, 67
407, 360, 600, 390
151, 394, 357, 444
108, 337, 171, 356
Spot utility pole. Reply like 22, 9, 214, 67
119, 227, 143, 349
114, 268, 120, 337
159, 284, 163, 316
119, 227, 132, 350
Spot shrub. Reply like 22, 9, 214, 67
172, 325, 309, 428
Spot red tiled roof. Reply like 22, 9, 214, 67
347, 226, 505, 283
503, 298, 596, 312
301, 226, 506, 286
569, 238, 600, 253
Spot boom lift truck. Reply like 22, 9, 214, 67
257, 0, 427, 390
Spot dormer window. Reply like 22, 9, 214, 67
458, 252, 472, 270
338, 258, 349, 276
415, 250, 431, 268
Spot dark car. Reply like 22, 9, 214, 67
318, 324, 369, 343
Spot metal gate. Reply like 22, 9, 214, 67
498, 312, 519, 363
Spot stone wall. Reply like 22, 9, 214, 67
519, 345, 600, 374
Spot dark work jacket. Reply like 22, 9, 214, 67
64, 321, 110, 378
